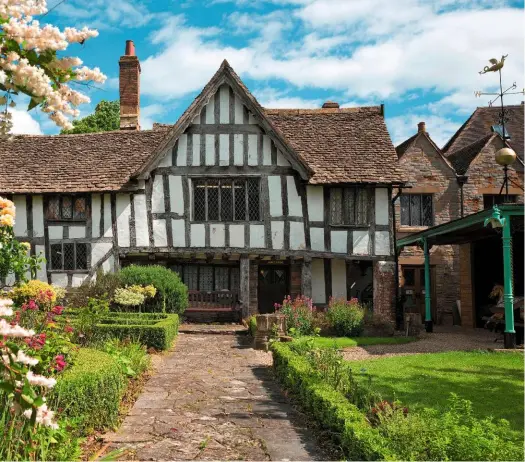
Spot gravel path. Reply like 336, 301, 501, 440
104, 331, 327, 461
343, 327, 505, 361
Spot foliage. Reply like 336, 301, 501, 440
70, 296, 110, 344
67, 270, 122, 309
248, 316, 257, 336
326, 297, 365, 337
99, 338, 150, 378
275, 295, 317, 336
10, 280, 63, 307
60, 100, 119, 134
119, 265, 188, 314
295, 336, 416, 349
0, 1, 105, 133
93, 313, 180, 350
114, 287, 145, 307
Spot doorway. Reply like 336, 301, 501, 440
401, 265, 436, 322
258, 266, 289, 314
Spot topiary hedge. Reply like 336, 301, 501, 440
119, 265, 188, 314
49, 348, 125, 432
93, 313, 179, 350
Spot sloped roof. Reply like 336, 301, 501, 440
395, 133, 418, 157
447, 134, 494, 175
266, 107, 406, 184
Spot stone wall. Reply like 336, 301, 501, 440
373, 260, 396, 319
459, 243, 474, 328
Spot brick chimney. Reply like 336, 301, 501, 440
322, 101, 340, 109
119, 40, 140, 130
417, 121, 426, 133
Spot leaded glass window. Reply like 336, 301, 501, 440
214, 267, 229, 290
399, 194, 433, 227
192, 178, 260, 222
199, 266, 214, 291
330, 187, 371, 225
49, 242, 89, 270
46, 195, 87, 221
175, 264, 239, 292
183, 265, 199, 290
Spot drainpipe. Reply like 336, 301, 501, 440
457, 175, 468, 218
501, 211, 516, 348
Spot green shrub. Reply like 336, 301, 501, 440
326, 298, 365, 336
70, 296, 110, 344
119, 265, 188, 314
275, 295, 316, 336
248, 316, 257, 336
49, 348, 125, 432
98, 338, 150, 378
94, 313, 179, 350
67, 270, 122, 308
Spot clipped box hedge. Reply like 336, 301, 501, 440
49, 348, 125, 432
271, 342, 391, 460
94, 313, 179, 350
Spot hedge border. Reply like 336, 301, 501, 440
271, 342, 392, 460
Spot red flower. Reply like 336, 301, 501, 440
21, 299, 38, 311
53, 355, 67, 372
64, 324, 74, 334
25, 332, 46, 350
51, 305, 64, 315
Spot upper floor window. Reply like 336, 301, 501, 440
193, 178, 260, 222
400, 194, 433, 227
46, 195, 87, 221
483, 194, 518, 209
330, 186, 371, 225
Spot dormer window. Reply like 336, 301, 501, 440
46, 195, 87, 221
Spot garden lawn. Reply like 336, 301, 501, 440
350, 350, 524, 432
301, 336, 416, 349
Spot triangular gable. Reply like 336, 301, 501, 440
397, 131, 456, 173
134, 60, 313, 180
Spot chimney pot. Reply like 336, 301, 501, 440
119, 40, 140, 130
322, 101, 340, 109
417, 121, 426, 133
125, 40, 135, 56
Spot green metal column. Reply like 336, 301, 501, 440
501, 212, 515, 349
423, 238, 433, 332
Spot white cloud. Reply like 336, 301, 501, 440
10, 110, 43, 135
141, 104, 167, 130
255, 87, 322, 108
387, 113, 459, 148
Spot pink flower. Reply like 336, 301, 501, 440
53, 355, 67, 372
64, 324, 74, 334
51, 305, 63, 315
21, 299, 38, 311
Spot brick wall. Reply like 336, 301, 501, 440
290, 261, 302, 299
373, 260, 396, 319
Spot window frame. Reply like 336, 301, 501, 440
46, 195, 88, 222
330, 186, 372, 227
170, 264, 240, 292
483, 194, 518, 209
49, 242, 89, 271
191, 177, 261, 223
399, 193, 434, 227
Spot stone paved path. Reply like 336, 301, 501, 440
104, 332, 327, 461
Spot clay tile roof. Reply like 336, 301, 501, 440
395, 133, 418, 157
447, 134, 494, 175
0, 130, 167, 193
265, 106, 406, 184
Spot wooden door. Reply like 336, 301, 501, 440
258, 266, 289, 314
401, 266, 436, 321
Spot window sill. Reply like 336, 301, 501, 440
48, 269, 89, 273
191, 221, 264, 225
397, 226, 431, 233
46, 219, 87, 224
330, 224, 371, 229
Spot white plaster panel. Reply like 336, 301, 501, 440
51, 273, 68, 287
205, 96, 215, 124
153, 219, 168, 247
310, 227, 325, 251
35, 245, 47, 281
220, 84, 230, 123
176, 134, 187, 166
268, 176, 283, 216
375, 231, 391, 256
192, 113, 200, 125
205, 134, 215, 165
158, 150, 171, 167
353, 230, 370, 255
234, 93, 243, 124
48, 226, 63, 240
210, 224, 226, 247
312, 259, 326, 304
192, 134, 201, 166
13, 195, 27, 237
134, 194, 149, 247
229, 224, 245, 248
103, 193, 112, 238
250, 224, 265, 248
331, 230, 347, 254
248, 113, 257, 124
307, 186, 324, 222
277, 150, 290, 166
172, 219, 186, 247
69, 226, 86, 239
287, 176, 302, 217
72, 274, 87, 288
262, 136, 272, 165
151, 175, 165, 213
116, 194, 131, 247
375, 188, 389, 225
271, 221, 284, 249
91, 242, 112, 266
102, 255, 113, 273
219, 134, 229, 165
91, 194, 101, 238
331, 259, 347, 299
234, 133, 244, 165
32, 195, 44, 238
190, 224, 205, 247
169, 175, 184, 215
248, 134, 258, 165
290, 222, 306, 250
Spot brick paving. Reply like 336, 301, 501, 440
104, 331, 327, 461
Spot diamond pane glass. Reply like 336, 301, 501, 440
183, 265, 198, 290
75, 243, 87, 269
356, 188, 369, 225
63, 243, 74, 270
400, 195, 410, 225
50, 244, 62, 270
199, 266, 213, 291
234, 181, 246, 221
409, 195, 421, 226
61, 196, 73, 219
343, 188, 355, 224
247, 178, 260, 221
193, 181, 206, 221
170, 265, 183, 277
230, 268, 240, 291
73, 197, 87, 220
330, 188, 343, 225
220, 180, 233, 221
422, 195, 433, 226
214, 267, 229, 290
47, 197, 60, 220
207, 180, 219, 221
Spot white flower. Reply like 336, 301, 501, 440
23, 404, 59, 430
26, 371, 56, 388
0, 319, 35, 338
13, 350, 38, 366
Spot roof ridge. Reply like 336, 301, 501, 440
3, 129, 159, 139
264, 106, 381, 114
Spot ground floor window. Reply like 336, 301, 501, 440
50, 242, 88, 270
170, 264, 239, 292
483, 194, 518, 209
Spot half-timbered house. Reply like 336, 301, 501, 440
0, 41, 406, 319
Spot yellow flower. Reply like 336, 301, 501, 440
0, 214, 14, 227
0, 197, 14, 209
0, 207, 15, 217
21, 242, 31, 251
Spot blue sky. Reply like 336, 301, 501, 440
13, 0, 525, 148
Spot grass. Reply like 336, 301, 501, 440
349, 350, 524, 432
300, 336, 416, 349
